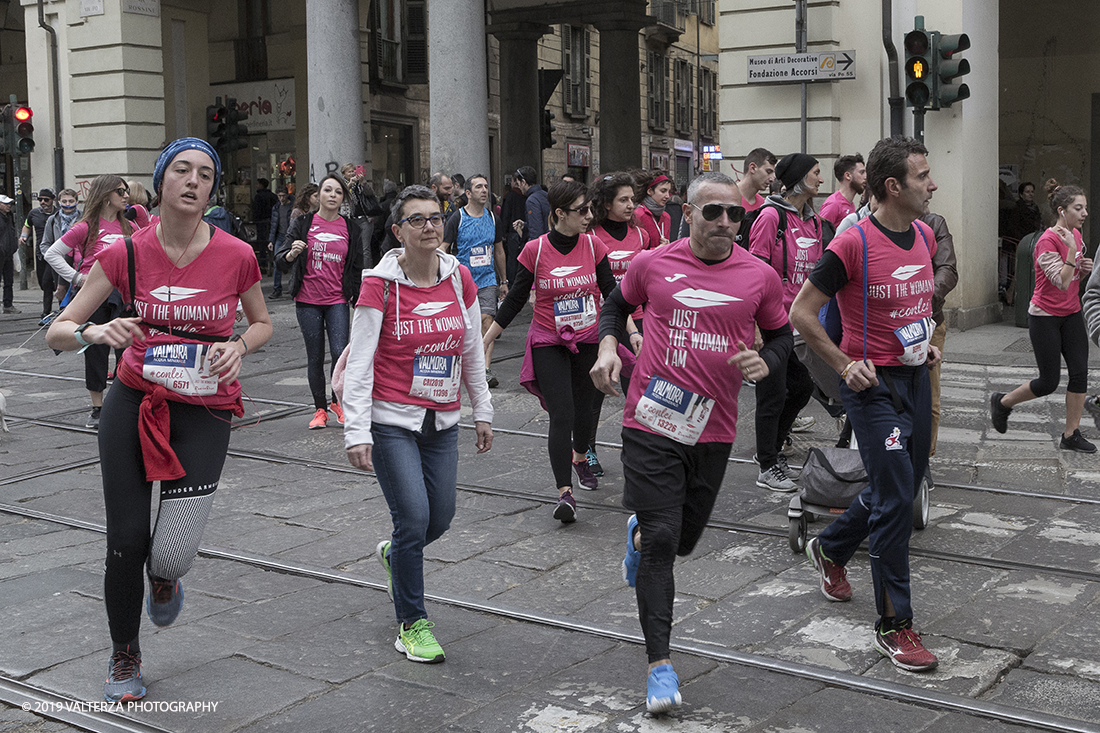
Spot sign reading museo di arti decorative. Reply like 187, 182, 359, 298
747, 51, 856, 84
210, 79, 296, 133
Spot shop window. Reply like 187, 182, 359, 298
674, 58, 693, 136
647, 50, 669, 132
562, 25, 591, 119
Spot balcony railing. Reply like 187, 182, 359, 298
649, 0, 686, 32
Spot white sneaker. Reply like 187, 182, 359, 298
757, 464, 798, 492
791, 415, 816, 432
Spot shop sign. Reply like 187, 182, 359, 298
650, 151, 670, 170
123, 0, 160, 17
211, 79, 296, 132
702, 145, 722, 160
567, 143, 591, 168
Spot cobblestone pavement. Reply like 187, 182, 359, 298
1, 285, 1096, 732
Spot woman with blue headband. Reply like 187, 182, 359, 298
47, 138, 273, 703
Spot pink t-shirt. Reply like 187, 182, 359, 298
748, 206, 823, 312
295, 215, 349, 305
592, 223, 649, 282
60, 218, 130, 275
97, 225, 261, 404
1032, 227, 1084, 317
742, 192, 766, 212
636, 206, 671, 247
356, 266, 478, 410
517, 233, 608, 340
828, 220, 937, 367
619, 238, 787, 444
819, 191, 856, 229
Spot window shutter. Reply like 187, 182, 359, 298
584, 28, 591, 111
405, 0, 427, 84
563, 24, 572, 114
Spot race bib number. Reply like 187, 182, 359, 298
634, 376, 714, 446
894, 316, 934, 366
142, 343, 218, 397
470, 245, 492, 268
553, 294, 597, 332
410, 354, 461, 403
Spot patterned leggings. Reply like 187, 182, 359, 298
99, 381, 232, 644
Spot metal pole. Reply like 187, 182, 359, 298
795, 0, 808, 153
913, 106, 925, 144
883, 0, 904, 137
38, 0, 64, 191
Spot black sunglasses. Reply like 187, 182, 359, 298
692, 203, 746, 222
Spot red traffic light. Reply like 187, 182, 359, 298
13, 106, 31, 122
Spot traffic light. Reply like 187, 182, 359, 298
540, 108, 557, 150
206, 102, 227, 149
13, 106, 33, 153
932, 32, 971, 108
903, 26, 932, 108
224, 98, 249, 154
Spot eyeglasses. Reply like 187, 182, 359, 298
564, 203, 592, 215
398, 214, 444, 229
114, 187, 130, 197
692, 203, 746, 223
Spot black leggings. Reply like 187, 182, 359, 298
530, 342, 600, 488
100, 381, 232, 644
84, 300, 112, 393
1028, 312, 1088, 396
754, 349, 813, 468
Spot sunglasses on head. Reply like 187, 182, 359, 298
692, 203, 746, 222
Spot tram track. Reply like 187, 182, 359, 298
0, 500, 1094, 733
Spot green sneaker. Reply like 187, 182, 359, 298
396, 619, 445, 663
376, 540, 393, 600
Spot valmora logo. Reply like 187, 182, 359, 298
607, 250, 633, 261
671, 288, 742, 309
891, 264, 925, 281
549, 265, 583, 277
149, 286, 207, 303
411, 302, 452, 317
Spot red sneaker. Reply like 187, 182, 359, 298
806, 537, 852, 602
308, 408, 328, 429
331, 401, 345, 425
874, 623, 938, 672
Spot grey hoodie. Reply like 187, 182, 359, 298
342, 248, 493, 448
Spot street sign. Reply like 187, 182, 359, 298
747, 51, 856, 84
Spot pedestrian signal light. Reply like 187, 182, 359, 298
206, 102, 227, 149
224, 98, 249, 154
903, 26, 932, 108
540, 109, 557, 150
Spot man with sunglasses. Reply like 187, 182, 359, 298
747, 152, 826, 491
591, 171, 791, 714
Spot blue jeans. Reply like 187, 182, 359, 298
372, 416, 458, 623
295, 302, 349, 410
272, 265, 282, 292
817, 364, 930, 621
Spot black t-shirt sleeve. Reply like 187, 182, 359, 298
595, 257, 618, 298
494, 263, 534, 329
807, 250, 848, 299
442, 211, 460, 244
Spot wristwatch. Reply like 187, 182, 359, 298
73, 321, 95, 353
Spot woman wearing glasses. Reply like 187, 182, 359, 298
747, 152, 825, 492
276, 173, 367, 429
45, 176, 148, 429
483, 180, 622, 522
343, 185, 493, 664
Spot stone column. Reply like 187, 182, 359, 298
491, 23, 548, 181
429, 0, 489, 178
596, 21, 645, 172
305, 0, 365, 181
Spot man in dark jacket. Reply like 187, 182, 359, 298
512, 166, 550, 244
252, 178, 279, 246
0, 195, 19, 313
267, 187, 294, 298
921, 211, 958, 456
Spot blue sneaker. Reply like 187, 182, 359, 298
146, 573, 183, 627
103, 647, 145, 702
622, 514, 640, 587
585, 446, 604, 476
646, 664, 682, 714
377, 540, 393, 600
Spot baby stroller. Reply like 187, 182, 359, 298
787, 342, 930, 554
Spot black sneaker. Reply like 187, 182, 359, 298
1060, 429, 1097, 454
585, 446, 604, 477
268, 290, 283, 300
86, 406, 102, 430
989, 393, 1011, 434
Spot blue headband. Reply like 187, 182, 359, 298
152, 137, 221, 194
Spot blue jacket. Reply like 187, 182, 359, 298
524, 185, 550, 242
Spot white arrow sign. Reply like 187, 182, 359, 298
747, 51, 857, 84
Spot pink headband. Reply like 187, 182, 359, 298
649, 174, 672, 190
